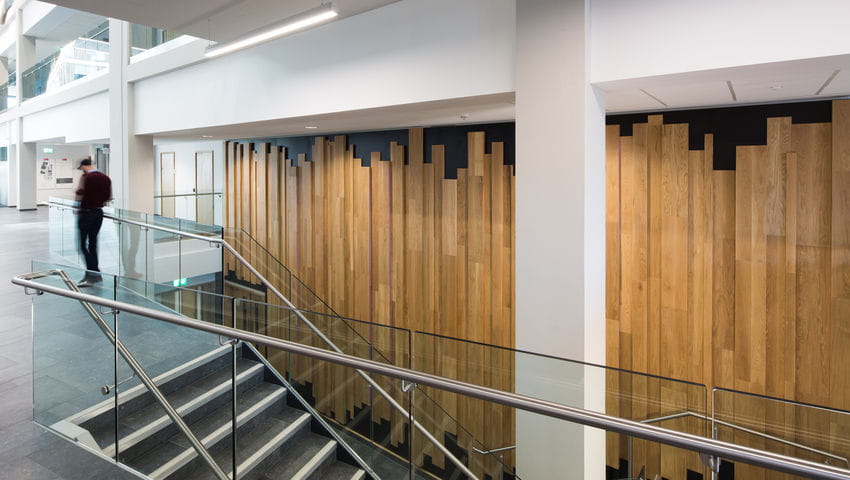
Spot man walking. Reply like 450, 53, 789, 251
75, 158, 111, 287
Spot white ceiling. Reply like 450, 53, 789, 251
600, 54, 850, 113
42, 0, 400, 42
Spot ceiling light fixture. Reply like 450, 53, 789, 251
305, 126, 318, 129
204, 3, 338, 58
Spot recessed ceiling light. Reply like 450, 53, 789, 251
201, 135, 213, 138
769, 84, 783, 91
305, 126, 318, 129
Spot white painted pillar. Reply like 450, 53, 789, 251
109, 18, 154, 213
514, 0, 606, 478
15, 10, 36, 210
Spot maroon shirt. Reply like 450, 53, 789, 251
76, 170, 112, 209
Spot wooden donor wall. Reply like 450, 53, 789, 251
605, 100, 850, 479
223, 128, 516, 478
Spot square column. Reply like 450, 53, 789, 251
15, 12, 36, 210
515, 0, 606, 478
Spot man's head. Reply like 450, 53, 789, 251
78, 158, 94, 173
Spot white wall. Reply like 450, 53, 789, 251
34, 143, 91, 203
22, 91, 109, 143
133, 0, 515, 135
590, 0, 850, 82
154, 139, 224, 224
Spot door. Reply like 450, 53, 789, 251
160, 152, 176, 217
195, 150, 214, 225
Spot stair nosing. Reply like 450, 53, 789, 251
236, 412, 312, 477
103, 362, 264, 457
148, 386, 287, 479
290, 440, 336, 480
67, 345, 232, 426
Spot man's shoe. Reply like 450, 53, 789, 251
77, 277, 102, 288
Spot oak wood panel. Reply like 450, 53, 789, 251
792, 122, 832, 406
605, 103, 850, 478
831, 101, 850, 412
222, 128, 525, 477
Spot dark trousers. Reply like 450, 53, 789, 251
78, 208, 104, 279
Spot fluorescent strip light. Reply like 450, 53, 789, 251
205, 4, 338, 58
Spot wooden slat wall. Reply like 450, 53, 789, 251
606, 100, 850, 479
224, 129, 516, 477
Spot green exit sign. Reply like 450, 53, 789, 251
172, 278, 188, 287
43, 147, 53, 154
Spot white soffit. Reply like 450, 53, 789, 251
602, 54, 850, 113
41, 0, 400, 42
151, 93, 516, 140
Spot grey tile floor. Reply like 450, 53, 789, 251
0, 207, 143, 480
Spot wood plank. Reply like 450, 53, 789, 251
765, 117, 792, 399
701, 134, 715, 393
605, 124, 621, 358
712, 170, 736, 390
647, 115, 663, 382
660, 123, 689, 381
734, 145, 768, 393
467, 132, 485, 343
406, 129, 425, 334
267, 146, 281, 260
285, 154, 299, 272
792, 123, 832, 405
831, 100, 850, 411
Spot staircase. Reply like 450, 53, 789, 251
54, 343, 370, 480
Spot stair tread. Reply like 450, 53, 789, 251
179, 410, 313, 480
170, 382, 285, 448
255, 433, 336, 480
307, 459, 365, 480
127, 382, 293, 476
88, 358, 263, 450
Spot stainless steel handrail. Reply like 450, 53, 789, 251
29, 270, 229, 480
640, 411, 850, 467
48, 203, 480, 480
472, 445, 516, 455
14, 271, 850, 480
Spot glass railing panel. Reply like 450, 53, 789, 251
221, 227, 332, 313
713, 388, 850, 479
413, 332, 709, 480
235, 299, 412, 479
31, 261, 117, 460
154, 193, 223, 226
114, 275, 234, 478
130, 24, 181, 56
21, 21, 109, 100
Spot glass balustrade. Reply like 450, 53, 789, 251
24, 258, 850, 479
713, 387, 850, 479
48, 198, 223, 288
28, 261, 236, 479
413, 332, 710, 480
154, 193, 224, 226
130, 24, 181, 56
21, 21, 109, 101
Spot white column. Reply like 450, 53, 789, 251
514, 0, 606, 478
15, 10, 36, 210
109, 18, 154, 213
